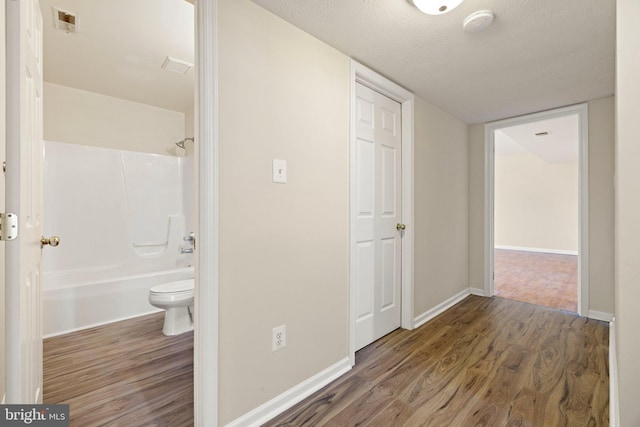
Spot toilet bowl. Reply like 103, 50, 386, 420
148, 279, 194, 336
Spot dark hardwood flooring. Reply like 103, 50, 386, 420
43, 312, 193, 427
264, 295, 609, 426
495, 249, 578, 313
43, 296, 608, 426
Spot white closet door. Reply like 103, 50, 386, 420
354, 82, 402, 351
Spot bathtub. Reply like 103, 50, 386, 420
42, 267, 194, 338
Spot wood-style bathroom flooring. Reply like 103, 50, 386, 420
494, 249, 578, 313
264, 295, 609, 426
43, 312, 193, 426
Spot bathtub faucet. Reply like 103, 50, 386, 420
180, 232, 196, 254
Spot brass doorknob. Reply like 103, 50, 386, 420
396, 223, 406, 231
41, 236, 61, 248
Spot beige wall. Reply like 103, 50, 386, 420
218, 0, 350, 423
414, 97, 469, 314
495, 151, 578, 252
615, 0, 640, 424
468, 97, 615, 313
468, 124, 485, 289
587, 97, 615, 314
217, 0, 472, 423
43, 82, 185, 155
0, 0, 6, 403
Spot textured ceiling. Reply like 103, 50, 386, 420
250, 0, 615, 124
40, 0, 194, 113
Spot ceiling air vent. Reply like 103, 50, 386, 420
161, 57, 193, 74
53, 7, 77, 33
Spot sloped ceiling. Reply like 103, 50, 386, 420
250, 0, 615, 124
40, 0, 194, 113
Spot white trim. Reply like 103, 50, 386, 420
484, 103, 590, 316
349, 60, 415, 365
587, 310, 614, 323
469, 287, 485, 296
225, 358, 351, 427
43, 308, 163, 339
194, 0, 218, 425
494, 245, 578, 256
413, 289, 470, 329
609, 318, 619, 427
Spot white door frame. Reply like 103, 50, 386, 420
194, 0, 218, 425
484, 103, 589, 316
349, 60, 414, 365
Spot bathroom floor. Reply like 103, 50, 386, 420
43, 312, 193, 426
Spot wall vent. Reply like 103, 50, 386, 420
161, 57, 193, 74
53, 7, 77, 33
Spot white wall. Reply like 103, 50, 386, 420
43, 82, 185, 156
182, 104, 195, 235
615, 0, 640, 424
494, 151, 578, 253
468, 96, 615, 314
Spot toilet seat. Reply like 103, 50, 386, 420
150, 279, 194, 295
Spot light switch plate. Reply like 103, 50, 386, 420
273, 159, 287, 183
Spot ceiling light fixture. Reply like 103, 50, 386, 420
411, 0, 464, 15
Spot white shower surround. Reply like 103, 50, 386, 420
42, 141, 194, 336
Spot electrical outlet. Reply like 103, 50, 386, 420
272, 325, 286, 352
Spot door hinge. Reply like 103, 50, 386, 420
0, 213, 19, 240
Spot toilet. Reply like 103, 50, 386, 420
148, 279, 194, 336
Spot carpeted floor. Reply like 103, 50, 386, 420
494, 249, 578, 313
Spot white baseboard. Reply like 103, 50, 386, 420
43, 308, 163, 339
588, 310, 614, 322
413, 289, 471, 329
469, 287, 485, 296
225, 357, 351, 427
495, 245, 578, 256
610, 318, 619, 427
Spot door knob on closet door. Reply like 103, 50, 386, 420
396, 223, 406, 231
41, 235, 61, 248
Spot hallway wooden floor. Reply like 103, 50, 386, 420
264, 295, 609, 426
494, 249, 578, 313
43, 313, 193, 426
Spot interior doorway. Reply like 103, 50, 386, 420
485, 104, 589, 315
349, 61, 415, 364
